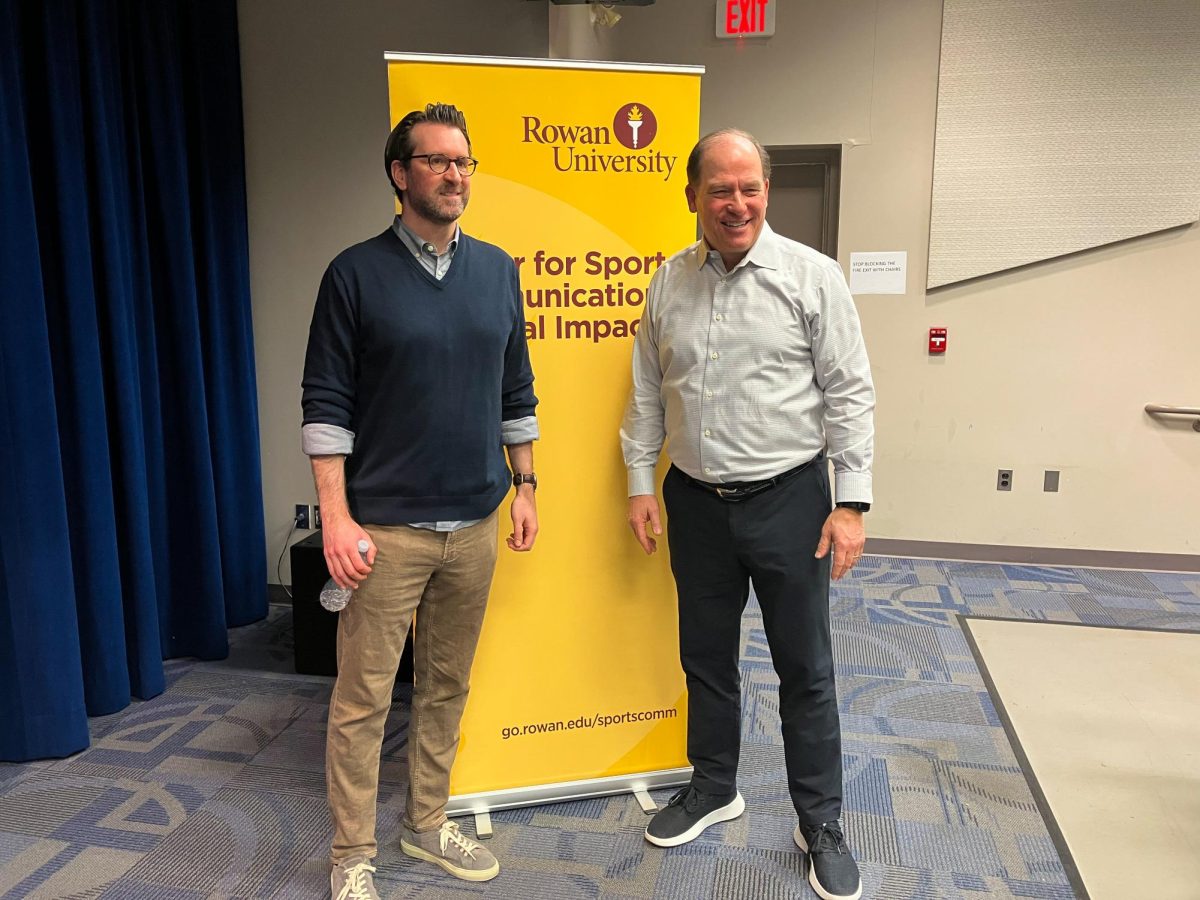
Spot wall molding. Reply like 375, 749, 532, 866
865, 539, 1200, 573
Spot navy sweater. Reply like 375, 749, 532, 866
301, 229, 537, 524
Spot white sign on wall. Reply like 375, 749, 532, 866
849, 251, 907, 295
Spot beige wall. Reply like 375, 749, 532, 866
239, 1, 548, 581
552, 0, 1199, 556
245, 1, 1198, 583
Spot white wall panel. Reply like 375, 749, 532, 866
928, 0, 1200, 288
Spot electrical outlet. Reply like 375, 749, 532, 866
997, 469, 1013, 491
313, 505, 322, 528
294, 503, 311, 529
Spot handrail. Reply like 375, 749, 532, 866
1145, 404, 1200, 431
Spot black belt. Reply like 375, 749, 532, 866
675, 456, 820, 502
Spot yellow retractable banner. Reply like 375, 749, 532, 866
385, 53, 702, 808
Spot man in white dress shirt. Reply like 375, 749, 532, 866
620, 129, 874, 900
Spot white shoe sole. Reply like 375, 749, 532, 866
644, 791, 746, 847
400, 839, 500, 882
793, 826, 862, 900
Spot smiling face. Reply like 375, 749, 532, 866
391, 122, 472, 230
685, 134, 769, 270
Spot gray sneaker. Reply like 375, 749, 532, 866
400, 819, 499, 882
330, 855, 379, 900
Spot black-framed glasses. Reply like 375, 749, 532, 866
405, 153, 478, 176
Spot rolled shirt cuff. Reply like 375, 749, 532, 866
304, 418, 535, 457
502, 415, 539, 445
627, 466, 657, 498
302, 423, 354, 456
833, 470, 873, 505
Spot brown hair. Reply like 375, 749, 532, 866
383, 103, 472, 202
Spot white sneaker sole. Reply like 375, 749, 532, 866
793, 826, 862, 900
400, 839, 500, 882
644, 792, 746, 847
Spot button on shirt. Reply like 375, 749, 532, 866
393, 215, 458, 280
620, 222, 874, 503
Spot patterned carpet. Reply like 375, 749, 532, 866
1, 558, 1198, 899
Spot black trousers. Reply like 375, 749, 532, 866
663, 462, 841, 824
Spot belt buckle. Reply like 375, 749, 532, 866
715, 485, 734, 499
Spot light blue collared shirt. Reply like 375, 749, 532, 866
392, 215, 458, 280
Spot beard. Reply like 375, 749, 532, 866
406, 186, 469, 225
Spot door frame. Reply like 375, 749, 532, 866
765, 144, 842, 258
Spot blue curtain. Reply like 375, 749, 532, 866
0, 0, 267, 761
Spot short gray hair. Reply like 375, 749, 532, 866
686, 129, 772, 185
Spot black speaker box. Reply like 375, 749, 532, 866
289, 530, 413, 681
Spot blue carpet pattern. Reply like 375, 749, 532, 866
1, 559, 1198, 898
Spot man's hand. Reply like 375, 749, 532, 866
627, 494, 662, 555
814, 507, 866, 581
321, 513, 375, 589
507, 486, 538, 551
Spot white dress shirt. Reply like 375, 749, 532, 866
621, 222, 874, 504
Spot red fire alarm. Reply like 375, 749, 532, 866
929, 327, 947, 353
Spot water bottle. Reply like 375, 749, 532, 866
319, 539, 370, 612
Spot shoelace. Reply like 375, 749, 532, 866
336, 859, 376, 900
806, 822, 849, 855
439, 821, 480, 860
667, 786, 703, 813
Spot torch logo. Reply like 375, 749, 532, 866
613, 102, 658, 150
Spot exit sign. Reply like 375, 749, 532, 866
716, 0, 775, 39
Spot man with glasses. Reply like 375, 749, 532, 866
302, 102, 539, 898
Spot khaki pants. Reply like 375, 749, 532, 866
326, 510, 499, 862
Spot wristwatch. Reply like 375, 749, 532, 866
512, 472, 538, 491
836, 501, 870, 513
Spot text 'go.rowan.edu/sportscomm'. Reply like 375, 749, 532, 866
501, 708, 678, 740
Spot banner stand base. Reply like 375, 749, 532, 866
474, 810, 493, 839
632, 789, 658, 814
447, 767, 692, 818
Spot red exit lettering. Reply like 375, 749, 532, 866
726, 0, 770, 35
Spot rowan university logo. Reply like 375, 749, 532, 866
613, 103, 658, 149
520, 102, 677, 180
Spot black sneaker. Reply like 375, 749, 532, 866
794, 821, 862, 900
644, 785, 745, 847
